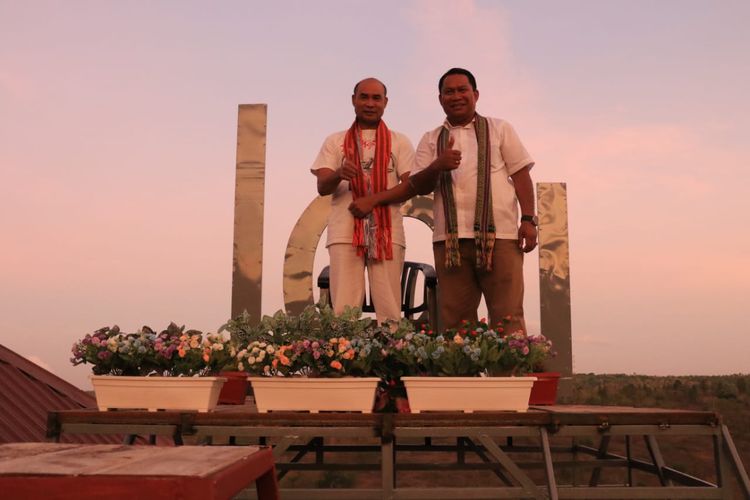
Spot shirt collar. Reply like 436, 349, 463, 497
442, 115, 477, 130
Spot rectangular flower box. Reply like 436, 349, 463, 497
91, 376, 226, 412
401, 376, 537, 413
249, 377, 380, 413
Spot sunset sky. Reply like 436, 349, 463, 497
2, 0, 749, 389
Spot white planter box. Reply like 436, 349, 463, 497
249, 377, 380, 413
91, 376, 226, 412
402, 376, 537, 413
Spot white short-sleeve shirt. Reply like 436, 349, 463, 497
310, 128, 415, 248
413, 117, 534, 242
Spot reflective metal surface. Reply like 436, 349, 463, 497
282, 195, 434, 315
537, 182, 573, 376
282, 196, 331, 315
231, 104, 267, 319
399, 194, 434, 228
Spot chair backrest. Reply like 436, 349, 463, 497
316, 261, 438, 324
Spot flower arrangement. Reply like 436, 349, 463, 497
71, 323, 236, 376
220, 303, 373, 345
237, 336, 375, 377
224, 303, 410, 379
391, 318, 553, 377
71, 310, 553, 383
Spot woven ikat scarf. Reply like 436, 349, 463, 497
437, 114, 495, 270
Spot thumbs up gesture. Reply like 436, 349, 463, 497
436, 136, 461, 171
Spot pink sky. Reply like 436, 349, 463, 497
1, 0, 749, 389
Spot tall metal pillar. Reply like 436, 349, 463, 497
537, 182, 573, 376
231, 104, 267, 319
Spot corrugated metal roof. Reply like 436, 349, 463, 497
0, 344, 120, 444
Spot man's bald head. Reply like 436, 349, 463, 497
353, 78, 387, 97
351, 78, 388, 128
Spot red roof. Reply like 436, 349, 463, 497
0, 344, 119, 444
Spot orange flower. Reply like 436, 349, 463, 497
330, 360, 343, 370
178, 348, 186, 358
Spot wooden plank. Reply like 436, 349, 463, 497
394, 486, 537, 499
555, 424, 718, 438
539, 427, 559, 500
556, 486, 722, 498
0, 444, 263, 477
0, 444, 279, 500
476, 434, 546, 500
720, 424, 750, 499
0, 442, 80, 461
395, 426, 541, 439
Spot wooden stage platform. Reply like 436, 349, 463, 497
47, 405, 750, 499
0, 442, 279, 500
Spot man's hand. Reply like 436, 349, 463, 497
434, 136, 461, 171
338, 158, 361, 181
518, 221, 538, 253
349, 196, 377, 218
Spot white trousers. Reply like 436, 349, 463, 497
328, 243, 405, 324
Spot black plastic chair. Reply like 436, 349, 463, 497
317, 261, 439, 329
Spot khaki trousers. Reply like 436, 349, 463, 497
433, 239, 525, 332
328, 243, 405, 324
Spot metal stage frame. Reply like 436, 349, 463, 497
47, 405, 749, 499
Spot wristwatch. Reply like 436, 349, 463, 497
520, 215, 538, 226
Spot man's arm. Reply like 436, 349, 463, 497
314, 159, 360, 196
348, 173, 415, 218
510, 165, 537, 252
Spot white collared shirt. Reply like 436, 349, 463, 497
413, 116, 534, 241
310, 128, 415, 248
